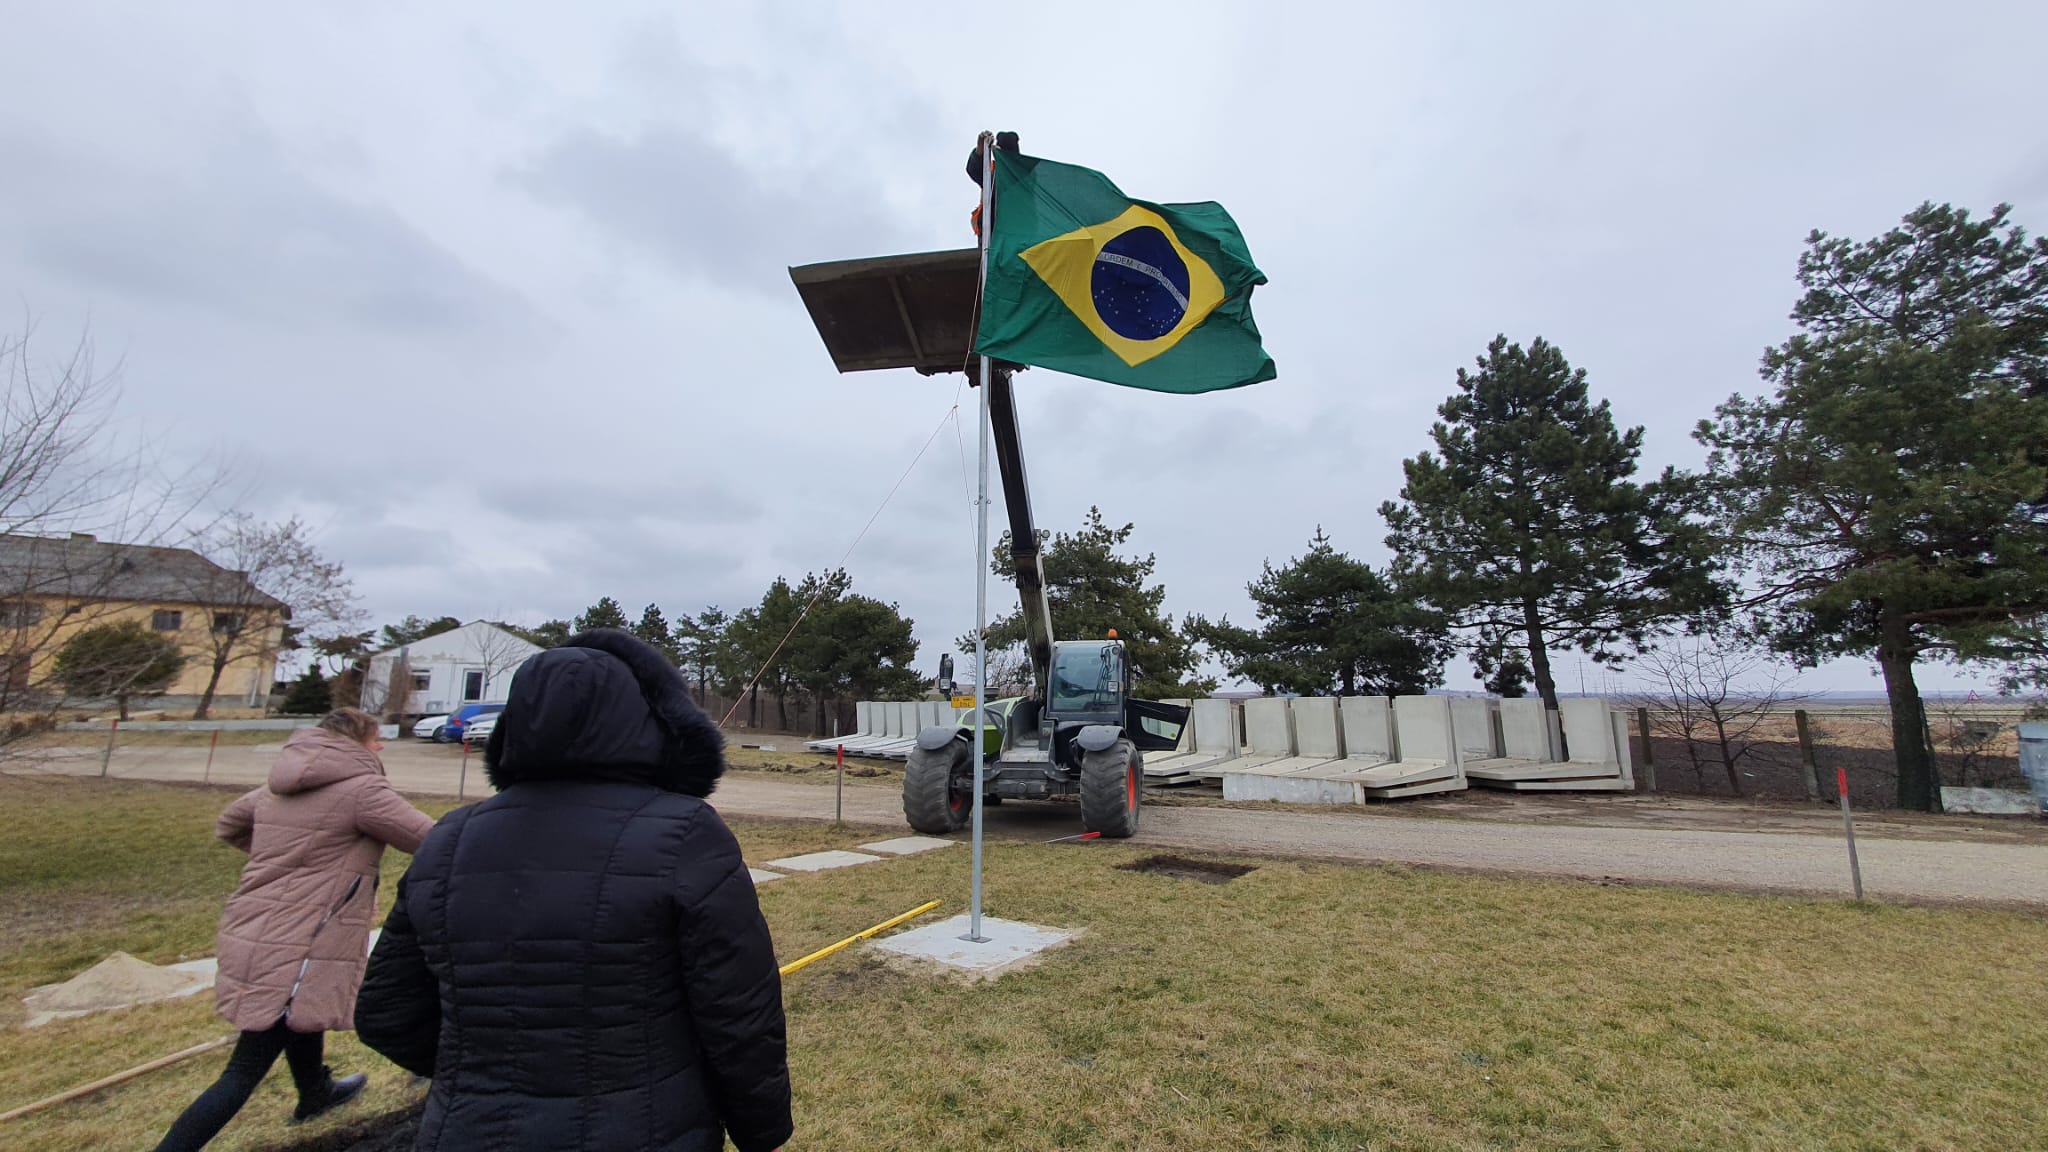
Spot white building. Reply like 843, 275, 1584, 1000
359, 621, 542, 717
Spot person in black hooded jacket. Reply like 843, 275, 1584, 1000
354, 629, 792, 1152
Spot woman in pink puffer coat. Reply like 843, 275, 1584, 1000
154, 707, 435, 1151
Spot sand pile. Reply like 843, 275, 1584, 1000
21, 951, 213, 1027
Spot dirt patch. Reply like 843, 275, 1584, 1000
1119, 854, 1255, 885
799, 955, 912, 1000
21, 952, 209, 1021
276, 1101, 424, 1152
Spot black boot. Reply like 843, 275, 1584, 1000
291, 1070, 368, 1124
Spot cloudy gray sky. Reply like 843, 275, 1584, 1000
4, 1, 2044, 694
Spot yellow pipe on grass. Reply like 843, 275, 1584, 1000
779, 900, 941, 977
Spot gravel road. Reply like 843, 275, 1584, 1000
16, 741, 2046, 907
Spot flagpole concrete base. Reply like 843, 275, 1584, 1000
874, 914, 1075, 979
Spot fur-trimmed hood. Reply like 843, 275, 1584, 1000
483, 629, 725, 797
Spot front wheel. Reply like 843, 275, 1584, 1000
904, 739, 972, 834
1080, 739, 1141, 838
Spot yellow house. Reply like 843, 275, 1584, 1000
0, 532, 289, 716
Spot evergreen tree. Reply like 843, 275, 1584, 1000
52, 621, 186, 720
1698, 202, 2048, 811
632, 603, 681, 663
788, 578, 923, 736
974, 507, 1209, 699
1186, 528, 1450, 696
573, 596, 632, 633
512, 619, 571, 648
313, 631, 375, 675
281, 665, 333, 714
674, 607, 729, 704
379, 614, 462, 650
725, 576, 832, 730
1380, 336, 1722, 710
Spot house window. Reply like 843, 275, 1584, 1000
410, 670, 432, 692
0, 602, 42, 628
211, 612, 245, 636
152, 610, 183, 631
462, 669, 485, 702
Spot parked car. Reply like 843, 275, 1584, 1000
413, 714, 452, 742
441, 703, 504, 743
461, 712, 498, 747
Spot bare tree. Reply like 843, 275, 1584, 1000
964, 644, 1032, 698
178, 514, 361, 719
474, 623, 538, 700
0, 323, 225, 752
1925, 694, 2004, 789
361, 648, 413, 720
1624, 641, 1809, 797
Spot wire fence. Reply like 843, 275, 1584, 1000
1632, 703, 2035, 808
692, 689, 860, 739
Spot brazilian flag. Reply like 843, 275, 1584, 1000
974, 150, 1275, 394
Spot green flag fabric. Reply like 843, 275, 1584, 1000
974, 150, 1275, 394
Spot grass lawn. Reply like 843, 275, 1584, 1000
723, 744, 903, 786
2, 774, 2045, 1150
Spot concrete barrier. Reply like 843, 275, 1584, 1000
1338, 696, 1467, 798
1464, 698, 1560, 784
1157, 698, 1241, 780
1472, 698, 1632, 791
808, 701, 886, 754
1222, 697, 1352, 801
1233, 698, 1296, 772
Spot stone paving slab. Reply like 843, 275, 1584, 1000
859, 836, 958, 856
748, 868, 787, 885
762, 850, 884, 872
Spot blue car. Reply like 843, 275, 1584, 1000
440, 703, 504, 743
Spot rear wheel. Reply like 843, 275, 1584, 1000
904, 739, 972, 834
1080, 739, 1141, 838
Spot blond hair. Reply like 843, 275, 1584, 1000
316, 707, 382, 746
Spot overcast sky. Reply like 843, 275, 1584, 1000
4, 1, 2044, 694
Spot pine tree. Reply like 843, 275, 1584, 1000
379, 615, 462, 650
674, 607, 729, 703
975, 507, 1209, 699
726, 576, 840, 730
788, 579, 923, 737
513, 619, 571, 648
573, 597, 631, 633
1187, 528, 1450, 696
281, 665, 333, 714
1698, 202, 2048, 810
632, 603, 680, 663
1381, 336, 1722, 710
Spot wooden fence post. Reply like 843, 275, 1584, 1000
1795, 709, 1822, 803
1635, 707, 1656, 792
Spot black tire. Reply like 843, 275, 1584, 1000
430, 726, 448, 743
1080, 739, 1140, 838
904, 739, 971, 834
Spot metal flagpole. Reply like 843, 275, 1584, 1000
966, 129, 995, 944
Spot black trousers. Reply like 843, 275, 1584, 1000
153, 1021, 328, 1152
